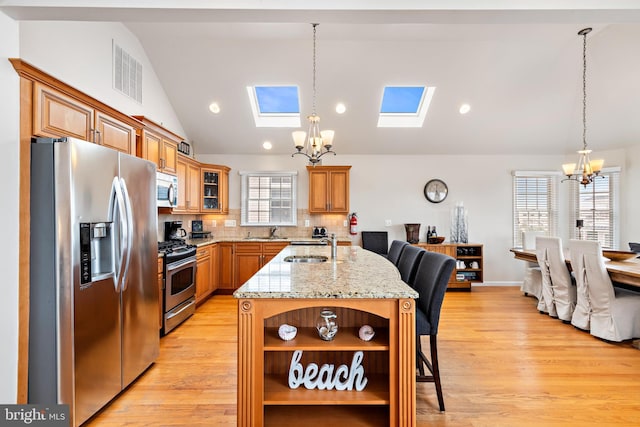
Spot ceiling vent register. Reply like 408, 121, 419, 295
113, 40, 143, 103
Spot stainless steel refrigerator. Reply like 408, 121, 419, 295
28, 137, 159, 426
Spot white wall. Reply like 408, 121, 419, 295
200, 148, 636, 285
19, 21, 187, 138
0, 10, 20, 403
622, 144, 640, 243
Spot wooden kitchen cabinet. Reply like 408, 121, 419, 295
195, 245, 213, 304
218, 242, 236, 290
218, 242, 290, 291
235, 242, 289, 287
33, 82, 137, 155
201, 165, 230, 214
133, 115, 181, 174
174, 155, 201, 213
235, 243, 263, 287
307, 166, 351, 213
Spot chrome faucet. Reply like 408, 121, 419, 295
270, 226, 279, 239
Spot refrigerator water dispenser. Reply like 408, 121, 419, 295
80, 222, 114, 285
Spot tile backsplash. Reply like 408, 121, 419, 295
157, 209, 350, 241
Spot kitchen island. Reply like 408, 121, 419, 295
234, 245, 419, 426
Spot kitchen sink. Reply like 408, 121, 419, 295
283, 255, 328, 263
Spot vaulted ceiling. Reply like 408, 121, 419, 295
4, 1, 640, 156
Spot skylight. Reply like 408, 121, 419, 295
247, 85, 301, 127
377, 85, 436, 128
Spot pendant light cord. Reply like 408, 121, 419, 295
312, 23, 318, 116
577, 28, 592, 153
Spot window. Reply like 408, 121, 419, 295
569, 168, 620, 249
512, 171, 559, 248
377, 85, 436, 128
240, 171, 297, 226
246, 85, 301, 127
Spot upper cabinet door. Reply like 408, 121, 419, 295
308, 169, 330, 212
141, 131, 162, 169
33, 82, 93, 140
307, 166, 351, 213
161, 139, 178, 174
95, 111, 135, 155
328, 169, 349, 212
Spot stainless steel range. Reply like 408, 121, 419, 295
158, 239, 197, 335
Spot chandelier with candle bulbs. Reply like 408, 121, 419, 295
562, 27, 604, 187
292, 23, 336, 165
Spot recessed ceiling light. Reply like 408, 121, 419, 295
459, 103, 471, 114
209, 102, 221, 114
262, 141, 273, 150
336, 103, 346, 114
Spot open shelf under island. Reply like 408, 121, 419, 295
234, 246, 419, 426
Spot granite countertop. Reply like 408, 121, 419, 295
233, 246, 418, 299
185, 236, 350, 247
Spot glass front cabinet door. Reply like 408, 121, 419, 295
201, 165, 230, 214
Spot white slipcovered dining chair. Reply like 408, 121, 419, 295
521, 231, 542, 299
569, 239, 640, 342
536, 236, 576, 321
569, 239, 592, 331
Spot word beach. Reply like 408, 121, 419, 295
288, 350, 368, 391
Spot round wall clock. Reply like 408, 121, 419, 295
424, 179, 448, 203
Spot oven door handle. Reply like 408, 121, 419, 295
166, 257, 196, 273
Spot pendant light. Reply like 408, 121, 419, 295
292, 23, 336, 165
562, 27, 604, 187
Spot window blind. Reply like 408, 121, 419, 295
512, 172, 559, 248
569, 169, 620, 249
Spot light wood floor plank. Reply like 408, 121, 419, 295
87, 287, 640, 426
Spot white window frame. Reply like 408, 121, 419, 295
240, 171, 298, 226
569, 167, 620, 249
512, 171, 560, 248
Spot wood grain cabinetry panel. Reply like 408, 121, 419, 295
33, 82, 92, 140
307, 166, 351, 213
195, 245, 213, 304
95, 111, 135, 155
218, 243, 235, 289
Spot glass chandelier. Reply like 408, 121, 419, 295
292, 23, 336, 165
562, 27, 604, 187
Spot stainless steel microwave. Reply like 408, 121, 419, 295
157, 171, 178, 208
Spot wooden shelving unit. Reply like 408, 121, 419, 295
236, 299, 416, 426
455, 244, 484, 286
414, 243, 483, 291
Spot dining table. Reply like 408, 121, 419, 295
510, 248, 640, 289
511, 247, 640, 349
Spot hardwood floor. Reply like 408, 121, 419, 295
87, 287, 640, 426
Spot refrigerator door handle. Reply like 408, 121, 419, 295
110, 176, 128, 292
119, 177, 134, 291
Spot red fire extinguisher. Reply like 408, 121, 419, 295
349, 213, 358, 235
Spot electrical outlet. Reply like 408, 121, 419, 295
304, 219, 310, 227
211, 220, 216, 227
343, 220, 348, 227
385, 219, 392, 226
224, 219, 236, 227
